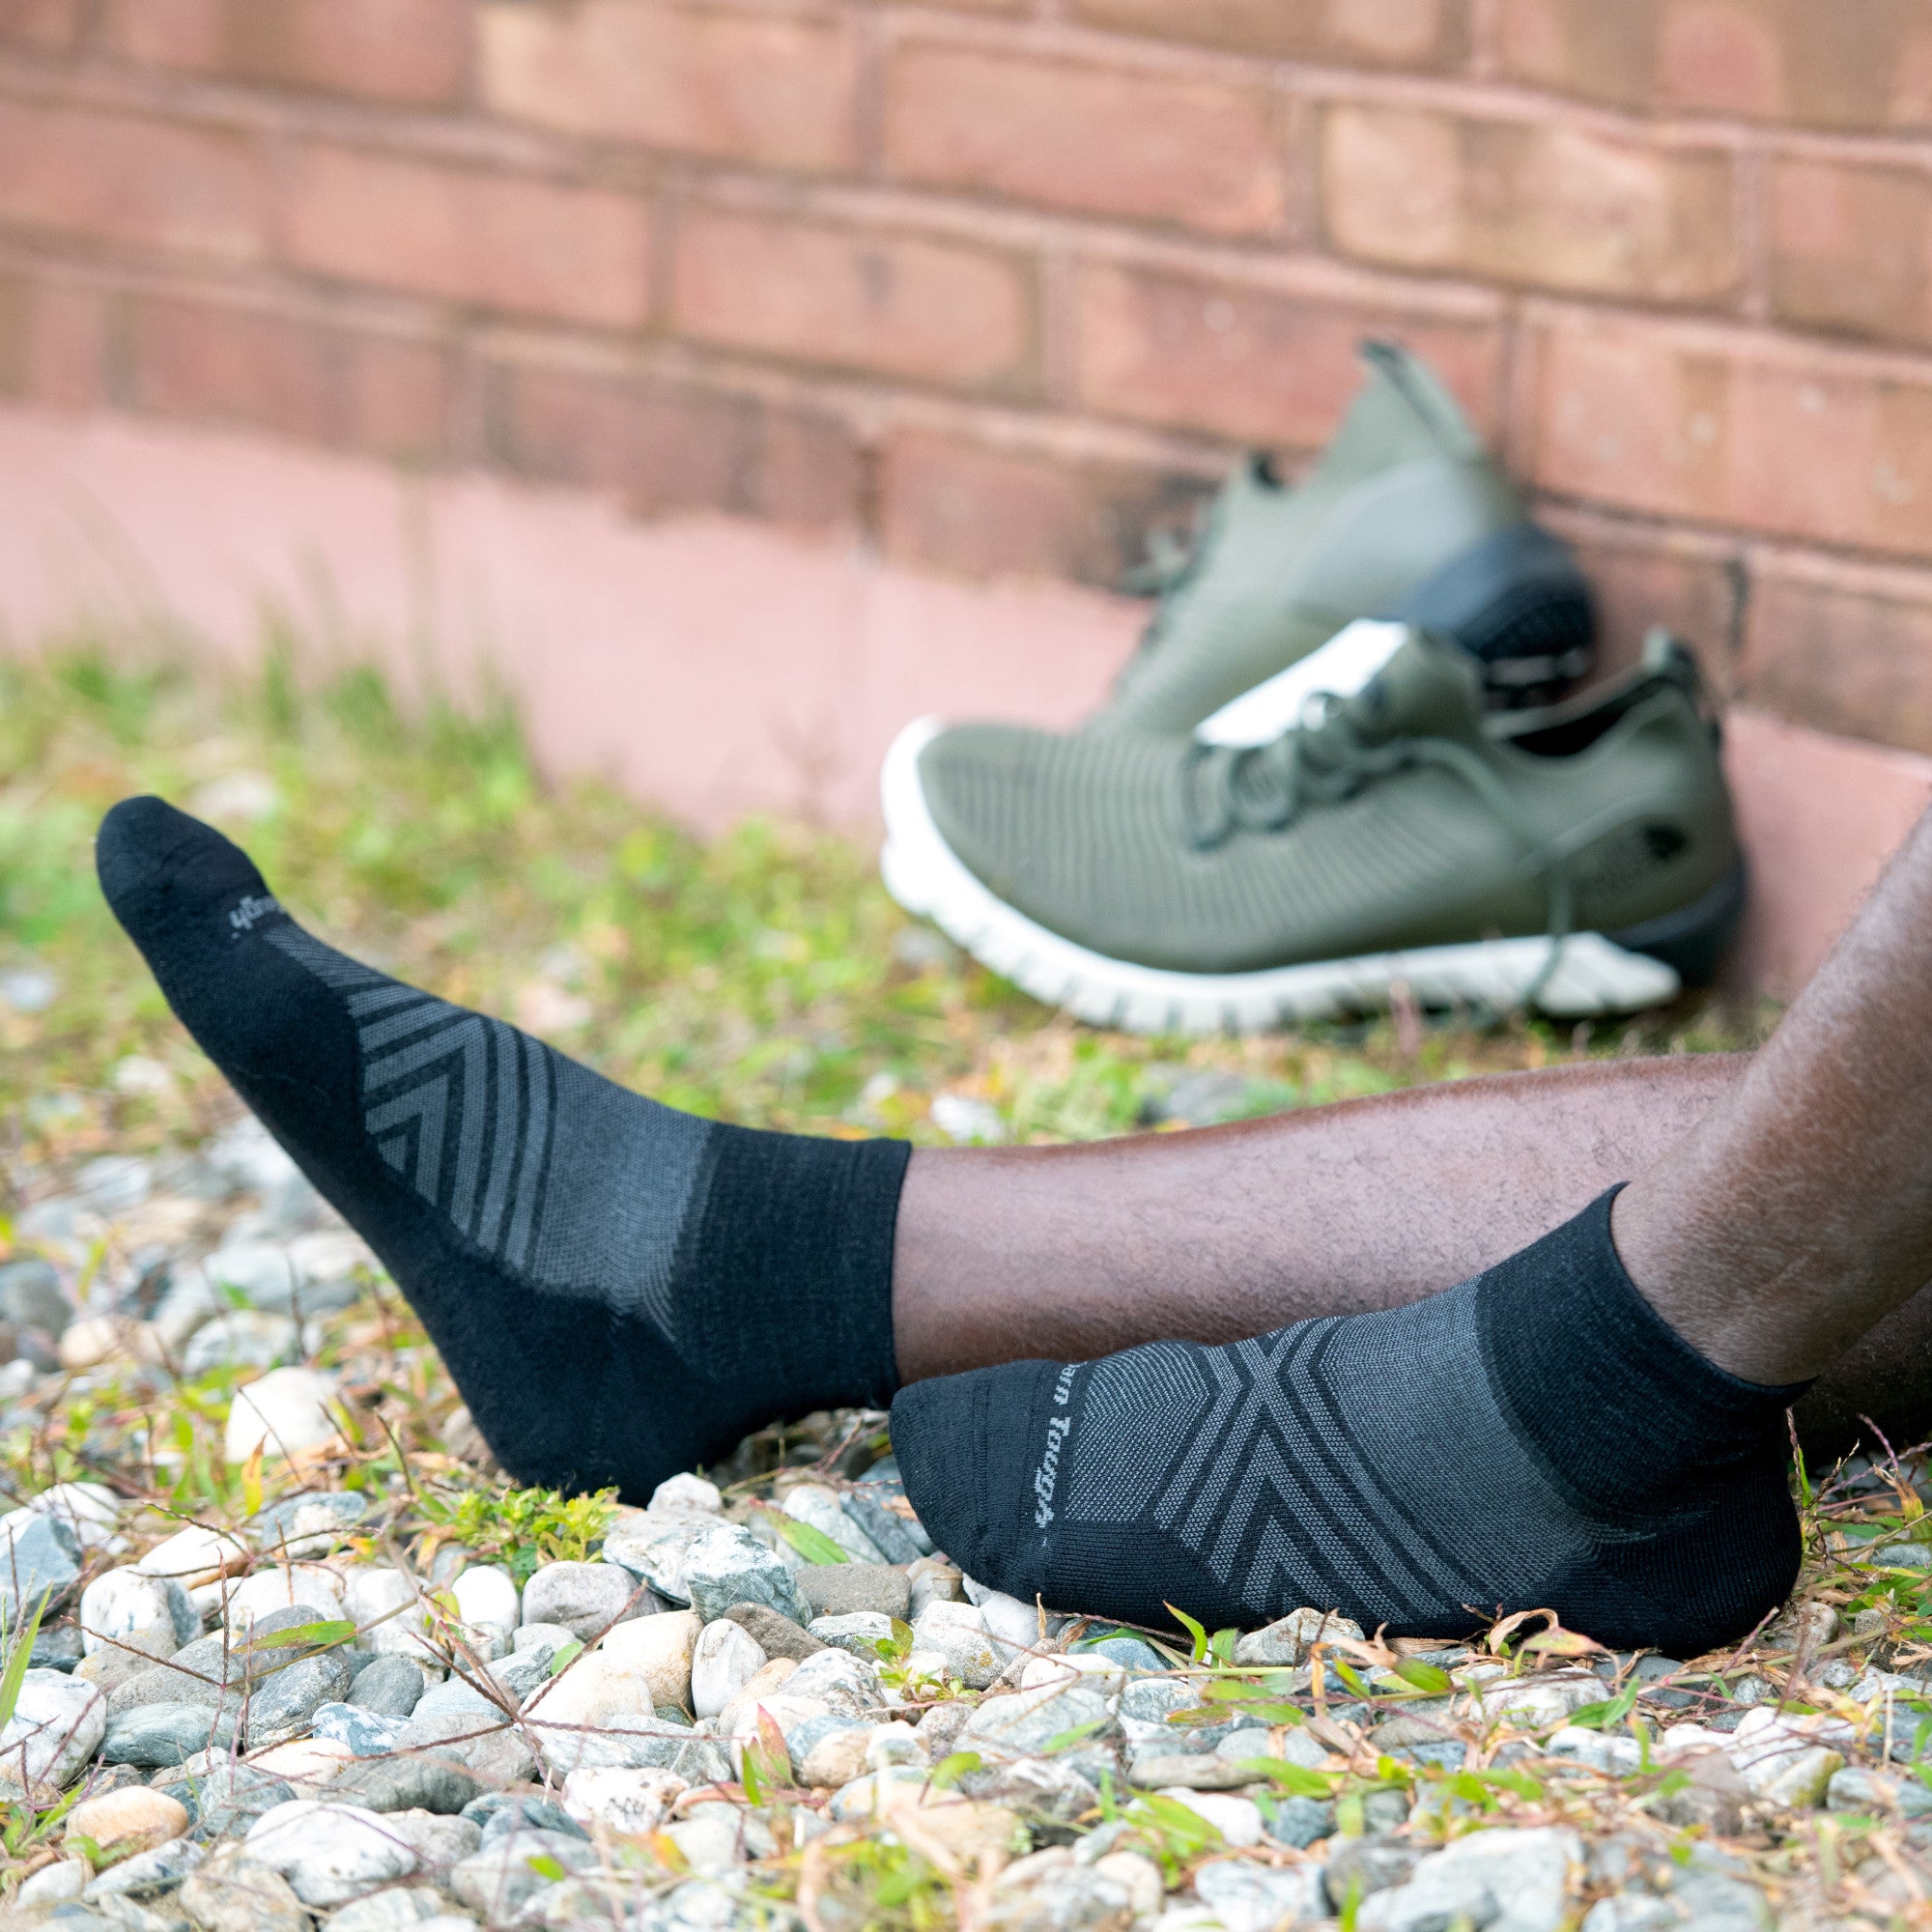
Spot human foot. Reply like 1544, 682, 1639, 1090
98, 798, 908, 1497
892, 1193, 1803, 1654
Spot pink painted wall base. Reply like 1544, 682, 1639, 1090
0, 404, 1923, 1005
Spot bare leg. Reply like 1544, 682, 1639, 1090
893, 1054, 1744, 1377
894, 1044, 1932, 1462
1614, 808, 1932, 1387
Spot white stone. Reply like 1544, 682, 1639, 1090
1360, 1827, 1581, 1932
245, 1800, 420, 1908
1546, 1726, 1642, 1776
183, 1311, 305, 1377
136, 1523, 249, 1589
1192, 1857, 1326, 1932
809, 1612, 896, 1661
602, 1512, 707, 1604
1017, 1654, 1126, 1695
1723, 1708, 1855, 1797
912, 1602, 1003, 1690
973, 1590, 1041, 1656
664, 1808, 745, 1874
1094, 1853, 1165, 1919
203, 1241, 298, 1311
250, 1738, 357, 1789
341, 1565, 435, 1663
778, 1485, 885, 1564
449, 1564, 519, 1656
595, 1608, 703, 1708
79, 1568, 187, 1661
648, 1475, 724, 1517
0, 1670, 104, 1796
1469, 1673, 1609, 1730
17, 1856, 89, 1905
1232, 1608, 1366, 1668
691, 1617, 766, 1719
31, 1482, 126, 1553
784, 1649, 880, 1719
225, 1368, 342, 1463
1151, 1790, 1262, 1849
562, 1766, 688, 1833
287, 1230, 373, 1292
58, 1316, 162, 1372
222, 1562, 347, 1633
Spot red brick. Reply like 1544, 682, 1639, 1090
20, 277, 109, 410
1321, 104, 1738, 305
884, 43, 1284, 238
1536, 507, 1742, 690
1498, 0, 1932, 130
1073, 258, 1501, 447
1525, 312, 1932, 561
479, 0, 856, 174
1770, 158, 1932, 351
0, 0, 90, 52
0, 99, 268, 263
282, 145, 650, 329
111, 290, 452, 459
878, 429, 1216, 587
1739, 556, 1932, 754
485, 358, 861, 531
109, 0, 468, 103
115, 293, 335, 440
672, 208, 1035, 394
1070, 0, 1469, 68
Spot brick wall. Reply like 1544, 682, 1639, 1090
4, 1, 1932, 756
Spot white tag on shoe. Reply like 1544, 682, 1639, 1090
1194, 618, 1412, 748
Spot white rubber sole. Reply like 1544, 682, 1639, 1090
878, 717, 1684, 1036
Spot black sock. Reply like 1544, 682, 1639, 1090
892, 1191, 1804, 1656
98, 797, 908, 1499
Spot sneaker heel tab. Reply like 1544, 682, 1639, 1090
1356, 337, 1484, 458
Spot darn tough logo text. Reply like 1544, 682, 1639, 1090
229, 894, 281, 933
1032, 1364, 1078, 1528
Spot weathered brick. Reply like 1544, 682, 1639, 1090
282, 144, 650, 329
1073, 258, 1501, 446
1322, 104, 1737, 305
19, 276, 109, 410
1070, 0, 1469, 67
0, 275, 25, 396
486, 359, 861, 531
878, 429, 1215, 587
885, 43, 1284, 238
1771, 158, 1932, 351
1498, 0, 1932, 130
479, 0, 856, 173
1536, 507, 1742, 691
672, 208, 1035, 394
108, 0, 468, 103
1739, 555, 1932, 755
111, 289, 451, 458
0, 99, 268, 263
0, 0, 90, 52
113, 292, 335, 441
1526, 312, 1932, 560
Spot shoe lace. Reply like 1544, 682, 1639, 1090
1180, 697, 1585, 1000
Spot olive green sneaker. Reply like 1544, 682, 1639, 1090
1101, 340, 1593, 735
882, 630, 1743, 1033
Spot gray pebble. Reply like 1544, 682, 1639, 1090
1263, 1794, 1336, 1849
310, 1701, 411, 1755
520, 1560, 642, 1640
329, 1753, 483, 1815
722, 1602, 826, 1662
465, 1791, 587, 1844
0, 1512, 80, 1621
100, 1702, 237, 1767
242, 1646, 355, 1748
798, 1564, 911, 1621
682, 1524, 810, 1626
0, 1260, 71, 1337
347, 1653, 425, 1719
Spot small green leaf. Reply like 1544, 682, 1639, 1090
246, 1619, 356, 1651
1042, 1717, 1110, 1754
927, 1751, 981, 1790
526, 1854, 567, 1882
1208, 1628, 1237, 1667
1164, 1603, 1208, 1664
1391, 1659, 1452, 1695
1230, 1757, 1335, 1798
765, 1509, 848, 1566
548, 1639, 584, 1677
1565, 1687, 1637, 1732
0, 1589, 51, 1730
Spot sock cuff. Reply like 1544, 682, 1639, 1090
688, 1127, 911, 1412
1476, 1187, 1807, 1518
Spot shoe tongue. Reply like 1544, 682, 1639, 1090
1310, 341, 1484, 490
1342, 631, 1485, 747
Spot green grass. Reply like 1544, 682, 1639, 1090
0, 633, 1773, 1203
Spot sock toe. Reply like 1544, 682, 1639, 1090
98, 796, 269, 936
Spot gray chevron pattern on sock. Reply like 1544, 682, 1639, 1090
1060, 1277, 1605, 1628
265, 922, 710, 1334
